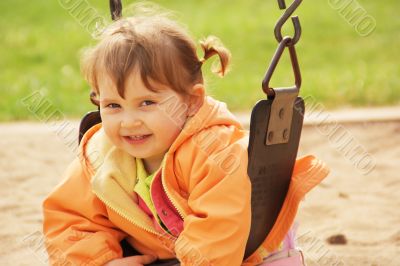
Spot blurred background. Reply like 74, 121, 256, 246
0, 0, 399, 120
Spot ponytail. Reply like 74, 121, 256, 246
199, 36, 231, 77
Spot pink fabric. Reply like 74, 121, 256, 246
256, 224, 302, 265
137, 195, 166, 233
282, 222, 298, 251
259, 252, 303, 266
136, 171, 184, 237
151, 171, 184, 237
266, 222, 298, 259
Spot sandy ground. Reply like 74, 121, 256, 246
0, 118, 399, 265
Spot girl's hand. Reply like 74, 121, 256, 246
104, 254, 157, 266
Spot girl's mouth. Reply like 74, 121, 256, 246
123, 134, 152, 144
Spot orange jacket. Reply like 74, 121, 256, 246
43, 96, 329, 265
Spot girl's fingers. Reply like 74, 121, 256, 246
105, 255, 158, 266
136, 254, 158, 265
123, 254, 158, 265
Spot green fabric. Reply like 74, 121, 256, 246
134, 158, 158, 220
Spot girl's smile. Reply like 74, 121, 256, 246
122, 134, 152, 145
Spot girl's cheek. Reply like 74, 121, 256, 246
101, 116, 119, 138
159, 108, 186, 127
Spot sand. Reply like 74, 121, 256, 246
0, 117, 399, 265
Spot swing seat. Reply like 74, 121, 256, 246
245, 95, 304, 258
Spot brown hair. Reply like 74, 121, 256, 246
81, 3, 231, 104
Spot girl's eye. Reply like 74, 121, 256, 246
141, 100, 155, 106
106, 103, 121, 109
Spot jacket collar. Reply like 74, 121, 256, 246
167, 95, 243, 154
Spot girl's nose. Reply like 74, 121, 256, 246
120, 118, 143, 128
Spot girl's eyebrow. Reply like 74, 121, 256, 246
100, 94, 160, 103
132, 94, 160, 101
99, 98, 117, 103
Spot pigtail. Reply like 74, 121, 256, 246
199, 36, 231, 77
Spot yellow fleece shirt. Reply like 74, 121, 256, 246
133, 158, 157, 217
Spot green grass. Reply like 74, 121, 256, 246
0, 0, 399, 121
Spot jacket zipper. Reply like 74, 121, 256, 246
159, 158, 186, 220
92, 189, 162, 236
148, 158, 186, 221
92, 156, 186, 236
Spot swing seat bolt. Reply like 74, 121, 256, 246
268, 131, 274, 142
283, 129, 289, 140
279, 108, 285, 119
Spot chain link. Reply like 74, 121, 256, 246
262, 0, 303, 97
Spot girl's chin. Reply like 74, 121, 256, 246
123, 148, 158, 160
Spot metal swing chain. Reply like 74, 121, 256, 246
262, 0, 303, 98
110, 0, 123, 21
262, 0, 303, 145
89, 0, 123, 107
97, 0, 303, 113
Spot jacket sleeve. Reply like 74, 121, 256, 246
42, 158, 127, 265
175, 134, 251, 266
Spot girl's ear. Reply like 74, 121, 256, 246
186, 83, 205, 117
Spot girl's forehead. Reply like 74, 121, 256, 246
98, 71, 169, 99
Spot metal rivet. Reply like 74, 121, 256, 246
283, 129, 288, 140
268, 131, 274, 142
279, 108, 285, 119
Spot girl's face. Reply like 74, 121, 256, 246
98, 70, 190, 174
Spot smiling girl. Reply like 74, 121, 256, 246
42, 3, 329, 266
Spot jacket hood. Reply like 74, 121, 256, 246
167, 95, 244, 154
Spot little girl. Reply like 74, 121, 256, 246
43, 3, 329, 266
